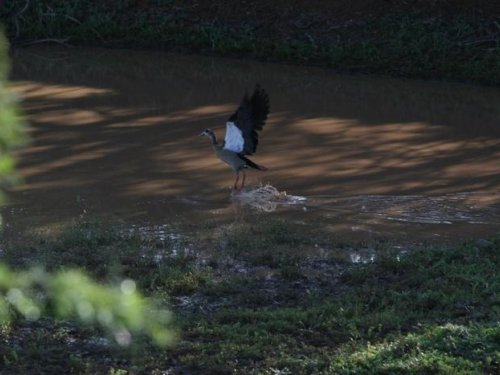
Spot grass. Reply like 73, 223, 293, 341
2, 1, 500, 84
2, 222, 213, 296
173, 234, 500, 374
0, 219, 499, 374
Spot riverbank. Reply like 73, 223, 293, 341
2, 1, 500, 85
1, 220, 499, 374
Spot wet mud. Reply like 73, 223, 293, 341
3, 46, 500, 243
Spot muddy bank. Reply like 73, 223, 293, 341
2, 1, 500, 84
1, 220, 499, 374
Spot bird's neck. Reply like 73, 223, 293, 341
208, 133, 218, 145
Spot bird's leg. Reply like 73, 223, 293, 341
233, 172, 240, 190
241, 170, 247, 190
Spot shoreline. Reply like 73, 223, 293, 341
3, 1, 500, 85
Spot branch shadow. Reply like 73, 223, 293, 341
4, 45, 500, 234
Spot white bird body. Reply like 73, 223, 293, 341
223, 122, 245, 154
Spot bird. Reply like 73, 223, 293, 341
200, 85, 270, 191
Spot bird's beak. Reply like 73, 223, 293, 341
198, 132, 204, 136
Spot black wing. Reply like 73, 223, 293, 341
227, 84, 270, 155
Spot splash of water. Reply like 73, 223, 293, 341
231, 184, 306, 212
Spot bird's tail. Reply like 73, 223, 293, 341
240, 155, 269, 171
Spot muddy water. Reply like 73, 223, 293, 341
3, 46, 500, 243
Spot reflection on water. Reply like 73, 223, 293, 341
349, 248, 376, 264
2, 45, 500, 244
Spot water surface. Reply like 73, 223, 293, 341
4, 46, 500, 243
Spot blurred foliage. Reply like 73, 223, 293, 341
0, 264, 174, 346
0, 29, 175, 347
0, 29, 26, 204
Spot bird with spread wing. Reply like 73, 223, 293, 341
200, 85, 270, 190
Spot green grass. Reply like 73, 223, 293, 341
2, 1, 500, 84
2, 222, 213, 296
173, 236, 500, 374
1, 220, 499, 374
331, 323, 500, 374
